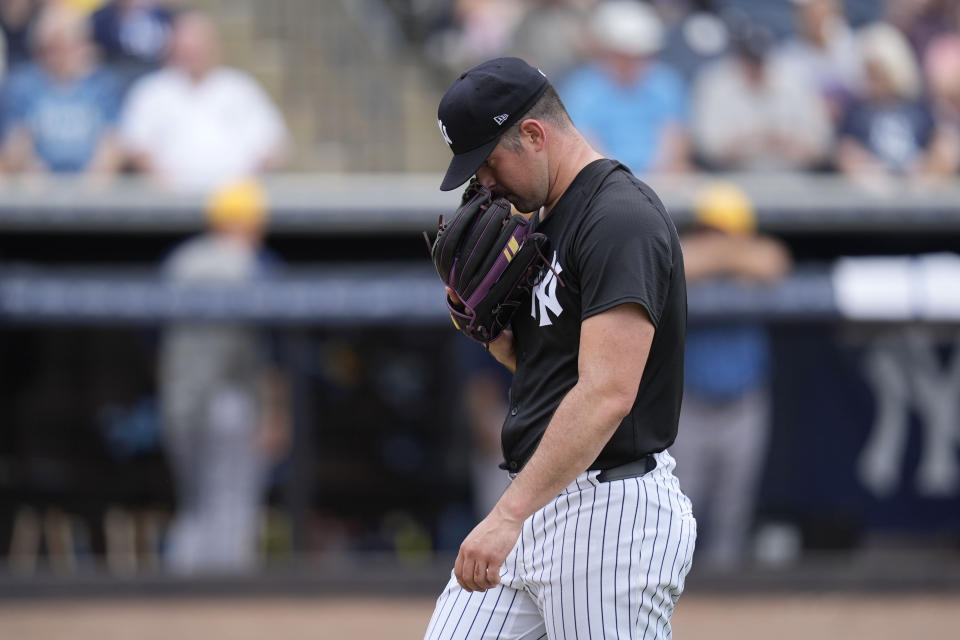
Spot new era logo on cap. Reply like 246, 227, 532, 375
437, 57, 550, 191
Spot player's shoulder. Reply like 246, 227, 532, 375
592, 166, 668, 217
584, 167, 675, 238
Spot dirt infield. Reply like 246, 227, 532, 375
0, 594, 957, 639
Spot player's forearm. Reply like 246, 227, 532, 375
493, 379, 628, 522
485, 328, 516, 372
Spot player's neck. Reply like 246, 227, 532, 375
541, 136, 604, 220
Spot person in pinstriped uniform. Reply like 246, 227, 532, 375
426, 56, 696, 639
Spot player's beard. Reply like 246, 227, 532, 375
506, 194, 542, 214
501, 183, 547, 214
509, 164, 551, 214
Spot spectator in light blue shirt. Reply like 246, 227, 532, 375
559, 0, 690, 174
0, 3, 122, 176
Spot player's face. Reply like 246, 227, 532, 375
475, 139, 548, 214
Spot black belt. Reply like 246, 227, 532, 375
596, 454, 657, 483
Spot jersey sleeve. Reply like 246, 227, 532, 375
574, 187, 674, 327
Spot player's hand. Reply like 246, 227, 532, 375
454, 505, 523, 592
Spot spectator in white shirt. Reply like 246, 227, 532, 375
693, 20, 833, 172
120, 11, 287, 192
773, 0, 862, 123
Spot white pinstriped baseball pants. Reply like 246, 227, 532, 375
425, 451, 697, 640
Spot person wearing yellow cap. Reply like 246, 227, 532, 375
671, 181, 791, 570
205, 177, 269, 246
158, 179, 289, 575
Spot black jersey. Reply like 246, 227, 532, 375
501, 159, 687, 472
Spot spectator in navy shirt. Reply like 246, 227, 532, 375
0, 3, 123, 176
836, 23, 955, 179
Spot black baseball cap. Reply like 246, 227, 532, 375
437, 57, 551, 191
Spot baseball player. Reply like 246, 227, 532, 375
426, 57, 696, 639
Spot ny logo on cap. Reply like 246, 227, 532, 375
493, 113, 509, 126
438, 119, 453, 145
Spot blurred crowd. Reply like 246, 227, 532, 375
4, 0, 960, 188
0, 0, 287, 192
416, 0, 960, 184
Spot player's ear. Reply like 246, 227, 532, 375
519, 119, 545, 151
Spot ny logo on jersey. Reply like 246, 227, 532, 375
531, 252, 563, 327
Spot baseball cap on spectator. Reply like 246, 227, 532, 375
589, 0, 664, 58
437, 57, 550, 191
206, 179, 267, 230
694, 181, 756, 235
